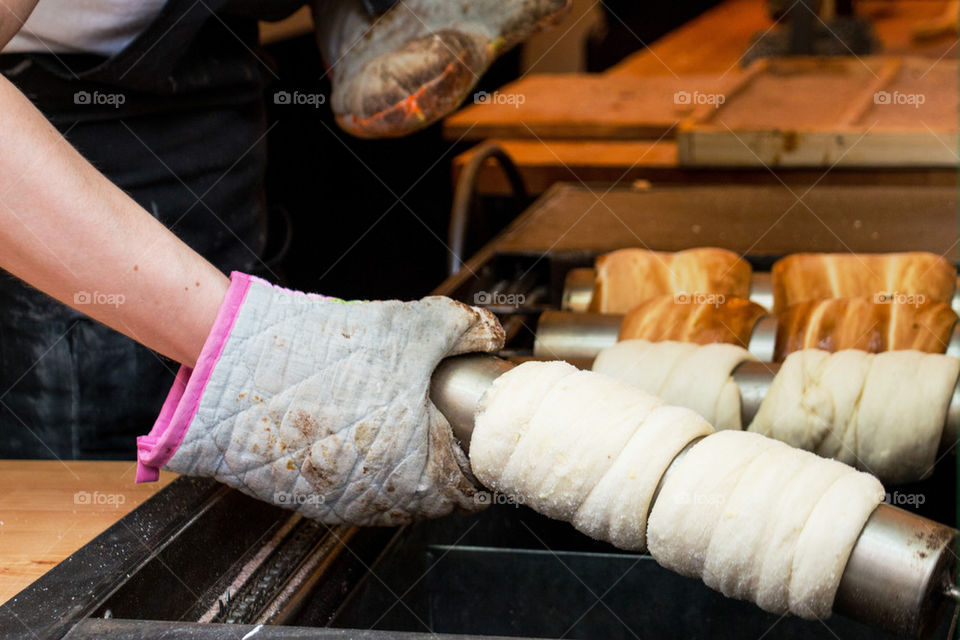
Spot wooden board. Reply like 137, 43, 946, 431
0, 460, 177, 604
609, 0, 958, 77
452, 139, 957, 196
443, 73, 744, 141
491, 183, 959, 259
678, 56, 959, 167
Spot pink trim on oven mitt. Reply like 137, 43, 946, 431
135, 272, 253, 482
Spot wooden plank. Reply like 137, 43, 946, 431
678, 57, 959, 167
607, 0, 770, 76
453, 139, 957, 196
609, 0, 956, 77
259, 7, 314, 45
0, 460, 177, 605
443, 73, 742, 141
493, 183, 959, 258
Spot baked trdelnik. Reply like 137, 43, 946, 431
771, 251, 956, 313
618, 295, 767, 347
774, 297, 957, 362
590, 247, 753, 314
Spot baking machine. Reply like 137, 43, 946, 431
3, 184, 959, 640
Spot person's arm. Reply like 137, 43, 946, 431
0, 65, 228, 366
0, 0, 38, 47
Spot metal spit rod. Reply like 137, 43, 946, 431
430, 354, 959, 640
562, 268, 960, 319
560, 268, 776, 313
534, 310, 960, 363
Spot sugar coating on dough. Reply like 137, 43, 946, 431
593, 340, 756, 429
703, 443, 810, 601
754, 456, 850, 614
470, 361, 712, 551
471, 360, 578, 488
788, 472, 885, 619
647, 431, 775, 577
648, 429, 883, 620
497, 370, 662, 521
748, 349, 959, 483
572, 404, 714, 550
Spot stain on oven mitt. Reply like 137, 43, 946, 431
313, 0, 572, 138
135, 272, 505, 526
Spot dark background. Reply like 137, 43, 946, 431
261, 1, 723, 300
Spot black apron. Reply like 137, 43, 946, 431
0, 0, 304, 459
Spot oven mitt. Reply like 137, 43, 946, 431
136, 272, 505, 526
312, 0, 571, 138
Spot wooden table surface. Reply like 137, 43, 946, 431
0, 460, 177, 605
449, 0, 959, 194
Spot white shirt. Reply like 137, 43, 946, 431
4, 0, 167, 57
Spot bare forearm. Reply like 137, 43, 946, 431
0, 74, 228, 366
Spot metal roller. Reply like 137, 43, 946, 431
430, 354, 960, 640
534, 310, 779, 362
535, 310, 960, 364
562, 269, 960, 317
560, 268, 776, 312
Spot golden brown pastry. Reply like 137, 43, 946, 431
771, 252, 956, 314
590, 247, 752, 314
773, 297, 957, 362
618, 295, 767, 348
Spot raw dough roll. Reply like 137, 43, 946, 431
470, 360, 578, 483
496, 370, 662, 521
572, 405, 714, 550
648, 430, 884, 620
789, 472, 886, 618
748, 349, 960, 483
593, 340, 757, 429
703, 444, 810, 601
471, 361, 713, 550
590, 247, 752, 314
647, 431, 775, 578
754, 457, 850, 614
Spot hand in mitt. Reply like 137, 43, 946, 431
136, 273, 504, 525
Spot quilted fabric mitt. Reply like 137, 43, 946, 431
136, 273, 505, 526
313, 0, 571, 137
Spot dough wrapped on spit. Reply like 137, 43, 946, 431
749, 349, 960, 484
618, 295, 767, 347
593, 339, 756, 430
590, 247, 752, 314
774, 297, 957, 362
647, 431, 884, 619
771, 251, 956, 313
470, 362, 885, 620
470, 361, 714, 551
